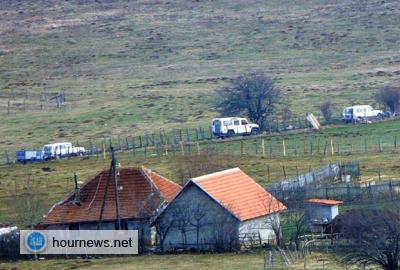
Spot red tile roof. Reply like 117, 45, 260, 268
306, 198, 343, 205
193, 168, 286, 221
38, 168, 181, 226
142, 167, 181, 202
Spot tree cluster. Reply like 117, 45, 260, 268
217, 71, 280, 130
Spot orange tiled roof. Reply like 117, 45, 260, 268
306, 198, 343, 205
193, 168, 286, 221
142, 167, 181, 202
38, 168, 181, 226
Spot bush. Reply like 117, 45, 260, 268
320, 100, 333, 123
375, 86, 400, 113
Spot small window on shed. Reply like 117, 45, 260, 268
234, 120, 239, 125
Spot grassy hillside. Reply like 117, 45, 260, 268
1, 0, 400, 151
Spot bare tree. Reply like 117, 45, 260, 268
216, 71, 280, 130
375, 86, 400, 114
282, 107, 293, 126
189, 202, 208, 251
320, 100, 333, 123
334, 209, 400, 270
13, 177, 50, 228
212, 214, 239, 252
286, 208, 307, 251
172, 150, 229, 185
260, 193, 286, 247
154, 213, 175, 253
171, 203, 191, 248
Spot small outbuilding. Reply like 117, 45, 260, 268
36, 167, 181, 252
152, 168, 286, 252
306, 198, 343, 233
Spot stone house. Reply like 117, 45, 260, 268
152, 168, 286, 252
36, 167, 181, 252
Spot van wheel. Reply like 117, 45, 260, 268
251, 128, 260, 135
377, 113, 383, 120
227, 130, 235, 137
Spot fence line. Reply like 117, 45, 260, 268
2, 124, 400, 165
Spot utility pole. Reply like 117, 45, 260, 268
97, 146, 121, 230
111, 147, 122, 230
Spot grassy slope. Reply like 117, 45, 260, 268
0, 252, 344, 270
1, 0, 400, 151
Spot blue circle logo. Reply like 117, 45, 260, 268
25, 231, 47, 253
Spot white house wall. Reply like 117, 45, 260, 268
238, 213, 280, 243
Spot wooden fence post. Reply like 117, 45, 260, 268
330, 139, 334, 156
180, 142, 185, 156
138, 136, 143, 148
186, 128, 190, 142
5, 151, 10, 165
102, 143, 106, 159
282, 140, 286, 157
240, 140, 244, 156
196, 142, 200, 155
118, 135, 122, 151
262, 139, 266, 157
126, 137, 130, 150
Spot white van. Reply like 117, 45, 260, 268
212, 117, 260, 137
42, 142, 85, 160
342, 105, 383, 123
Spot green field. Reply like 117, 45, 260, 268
1, 0, 400, 152
0, 252, 348, 270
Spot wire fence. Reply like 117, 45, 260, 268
2, 126, 400, 165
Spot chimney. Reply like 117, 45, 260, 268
73, 173, 80, 205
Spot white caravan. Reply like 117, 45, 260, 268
342, 105, 383, 123
212, 117, 260, 137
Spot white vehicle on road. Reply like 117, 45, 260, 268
43, 142, 86, 160
212, 117, 260, 137
342, 105, 383, 123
